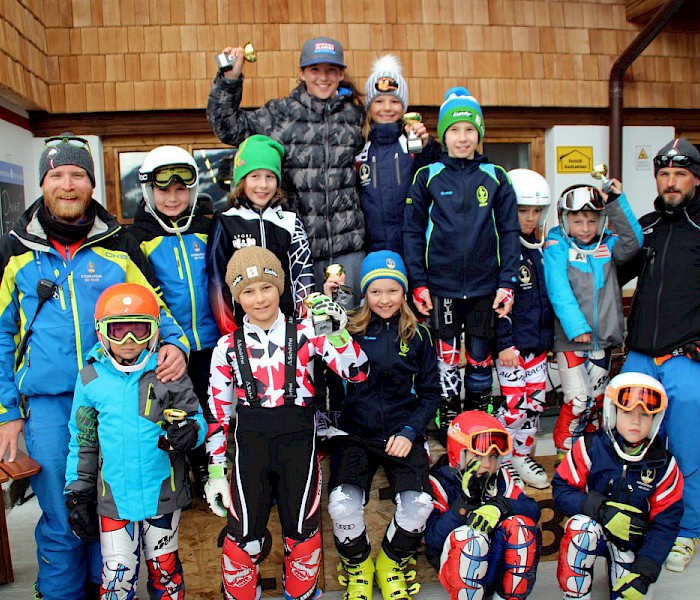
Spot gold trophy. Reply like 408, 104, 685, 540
158, 408, 188, 452
402, 112, 423, 154
216, 42, 257, 71
591, 163, 613, 194
324, 264, 354, 310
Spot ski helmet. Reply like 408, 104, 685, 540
602, 372, 668, 462
447, 411, 512, 471
139, 146, 199, 233
95, 283, 160, 373
557, 184, 608, 254
508, 169, 552, 249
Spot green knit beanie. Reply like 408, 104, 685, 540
233, 135, 285, 186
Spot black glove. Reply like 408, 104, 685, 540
165, 419, 200, 453
66, 491, 99, 542
597, 501, 647, 550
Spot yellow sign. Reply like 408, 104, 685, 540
557, 146, 593, 173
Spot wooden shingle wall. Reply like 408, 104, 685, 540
2, 0, 699, 114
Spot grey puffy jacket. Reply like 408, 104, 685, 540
207, 74, 365, 261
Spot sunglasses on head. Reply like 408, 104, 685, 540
653, 155, 697, 171
44, 135, 92, 154
561, 186, 605, 212
449, 426, 513, 457
140, 164, 197, 189
98, 317, 157, 345
611, 385, 666, 415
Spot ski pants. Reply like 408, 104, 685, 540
23, 393, 101, 600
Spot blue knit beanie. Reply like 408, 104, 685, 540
437, 87, 484, 143
360, 251, 408, 295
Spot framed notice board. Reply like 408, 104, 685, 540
0, 161, 25, 235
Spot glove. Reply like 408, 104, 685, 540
611, 572, 650, 600
204, 465, 231, 518
65, 491, 99, 542
308, 294, 349, 346
598, 501, 647, 548
451, 460, 487, 517
465, 497, 511, 534
164, 419, 200, 453
412, 286, 429, 307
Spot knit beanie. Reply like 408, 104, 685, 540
654, 138, 700, 177
225, 246, 285, 303
365, 55, 408, 111
360, 251, 408, 295
39, 133, 95, 186
233, 135, 285, 186
437, 87, 485, 143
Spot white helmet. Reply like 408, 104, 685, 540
508, 169, 551, 249
556, 184, 608, 255
139, 146, 199, 234
602, 372, 668, 462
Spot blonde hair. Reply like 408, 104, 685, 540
227, 178, 285, 209
347, 297, 417, 343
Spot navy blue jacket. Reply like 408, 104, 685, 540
553, 430, 684, 583
357, 123, 440, 254
403, 153, 520, 298
495, 238, 553, 354
425, 454, 541, 570
340, 315, 440, 442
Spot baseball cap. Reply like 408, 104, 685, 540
299, 37, 346, 68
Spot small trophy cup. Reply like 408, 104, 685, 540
324, 263, 354, 310
158, 408, 188, 452
402, 112, 423, 154
216, 42, 257, 71
304, 293, 334, 336
591, 163, 613, 194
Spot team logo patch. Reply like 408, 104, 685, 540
386, 258, 396, 269
246, 266, 259, 278
193, 240, 201, 253
476, 185, 488, 207
87, 261, 95, 274
375, 77, 399, 93
359, 162, 371, 185
594, 244, 611, 258
263, 267, 279, 278
519, 264, 532, 285
544, 239, 558, 248
640, 469, 655, 486
314, 42, 336, 55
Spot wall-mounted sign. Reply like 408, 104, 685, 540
636, 145, 651, 170
556, 146, 593, 174
0, 160, 25, 235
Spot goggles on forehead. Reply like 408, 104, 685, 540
140, 164, 197, 189
448, 426, 512, 457
560, 186, 605, 212
97, 316, 158, 345
44, 135, 92, 154
653, 154, 697, 171
610, 385, 666, 415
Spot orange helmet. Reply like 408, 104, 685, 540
94, 284, 160, 371
447, 411, 512, 470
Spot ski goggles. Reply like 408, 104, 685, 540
44, 135, 92, 154
560, 186, 605, 212
140, 164, 197, 189
653, 155, 697, 171
97, 316, 158, 345
448, 426, 512, 457
608, 384, 667, 415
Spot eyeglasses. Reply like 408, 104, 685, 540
98, 317, 157, 345
139, 164, 197, 189
448, 426, 513, 457
609, 385, 666, 415
653, 155, 697, 171
560, 186, 605, 212
44, 135, 92, 154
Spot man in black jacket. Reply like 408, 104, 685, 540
620, 138, 700, 574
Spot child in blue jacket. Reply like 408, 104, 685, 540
65, 283, 205, 599
357, 55, 439, 254
553, 372, 684, 600
327, 251, 440, 600
543, 181, 642, 460
130, 145, 221, 493
403, 87, 520, 441
425, 411, 541, 600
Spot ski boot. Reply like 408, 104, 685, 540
511, 453, 549, 489
500, 458, 523, 488
464, 392, 498, 415
374, 549, 420, 600
437, 395, 461, 446
338, 555, 375, 600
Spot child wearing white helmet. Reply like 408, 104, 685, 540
543, 178, 643, 461
494, 169, 554, 490
553, 372, 684, 600
130, 145, 221, 495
